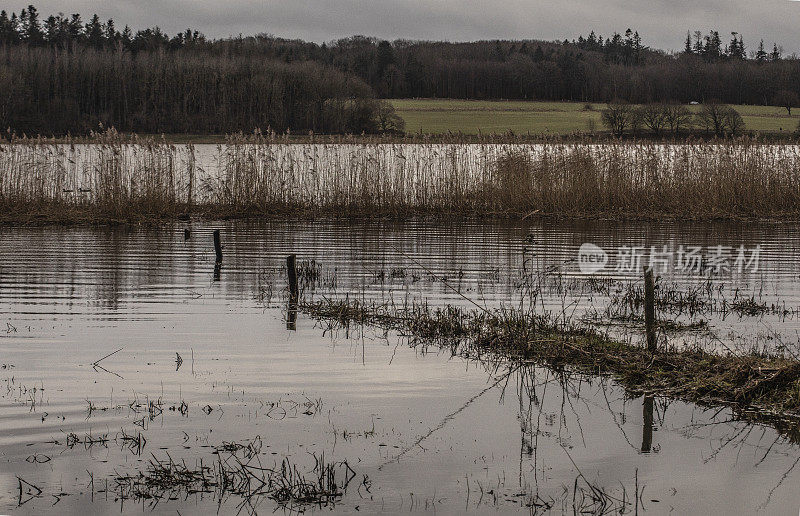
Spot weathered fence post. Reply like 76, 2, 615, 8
213, 229, 223, 264
643, 266, 657, 352
287, 254, 299, 302
286, 254, 299, 330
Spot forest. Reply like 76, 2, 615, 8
0, 7, 402, 135
0, 4, 799, 135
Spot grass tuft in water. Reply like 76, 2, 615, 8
302, 298, 800, 427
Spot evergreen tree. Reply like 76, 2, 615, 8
43, 14, 59, 43
633, 31, 642, 64
0, 11, 18, 43
755, 40, 767, 62
85, 14, 104, 48
105, 18, 119, 47
693, 31, 703, 54
770, 43, 781, 61
67, 14, 83, 43
121, 25, 132, 48
21, 5, 44, 44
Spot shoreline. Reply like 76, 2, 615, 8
3, 208, 800, 226
2, 132, 799, 145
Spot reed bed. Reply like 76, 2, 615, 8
0, 131, 194, 221
2, 131, 800, 221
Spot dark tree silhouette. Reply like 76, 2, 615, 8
0, 4, 798, 135
773, 90, 800, 115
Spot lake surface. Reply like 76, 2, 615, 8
1, 219, 799, 514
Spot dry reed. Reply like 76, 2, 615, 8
2, 131, 799, 221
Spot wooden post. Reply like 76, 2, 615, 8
213, 229, 222, 264
286, 254, 298, 330
644, 266, 656, 352
184, 228, 190, 241
287, 254, 299, 302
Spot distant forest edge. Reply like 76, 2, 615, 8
1, 5, 800, 135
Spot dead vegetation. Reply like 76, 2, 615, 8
2, 132, 800, 222
113, 440, 356, 513
301, 298, 800, 424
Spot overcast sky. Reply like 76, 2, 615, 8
6, 0, 800, 54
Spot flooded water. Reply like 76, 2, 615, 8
1, 219, 800, 514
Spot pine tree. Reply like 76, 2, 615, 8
633, 31, 642, 64
121, 25, 132, 48
43, 14, 59, 43
105, 18, 118, 47
728, 32, 737, 59
85, 14, 104, 48
8, 13, 19, 42
770, 43, 781, 61
756, 40, 767, 62
0, 11, 15, 43
21, 5, 44, 44
67, 14, 83, 43
693, 31, 703, 54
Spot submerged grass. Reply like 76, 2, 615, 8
301, 298, 800, 425
2, 131, 800, 222
113, 441, 355, 512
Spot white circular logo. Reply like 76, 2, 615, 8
578, 243, 608, 274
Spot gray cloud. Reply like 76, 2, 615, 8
5, 0, 800, 54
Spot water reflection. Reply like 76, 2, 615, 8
0, 220, 799, 514
641, 396, 654, 454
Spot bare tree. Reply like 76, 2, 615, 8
628, 107, 644, 135
638, 103, 668, 135
600, 101, 632, 136
773, 90, 800, 115
724, 108, 745, 135
696, 101, 730, 136
696, 101, 745, 137
662, 103, 693, 136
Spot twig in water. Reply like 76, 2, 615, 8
93, 348, 123, 367
91, 348, 124, 378
387, 243, 492, 316
379, 365, 518, 469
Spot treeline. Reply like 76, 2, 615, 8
0, 45, 405, 135
0, 6, 207, 52
680, 30, 783, 63
0, 6, 404, 135
1, 4, 800, 135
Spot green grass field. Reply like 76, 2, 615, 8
390, 99, 800, 135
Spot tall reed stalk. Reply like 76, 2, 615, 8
1, 132, 799, 220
